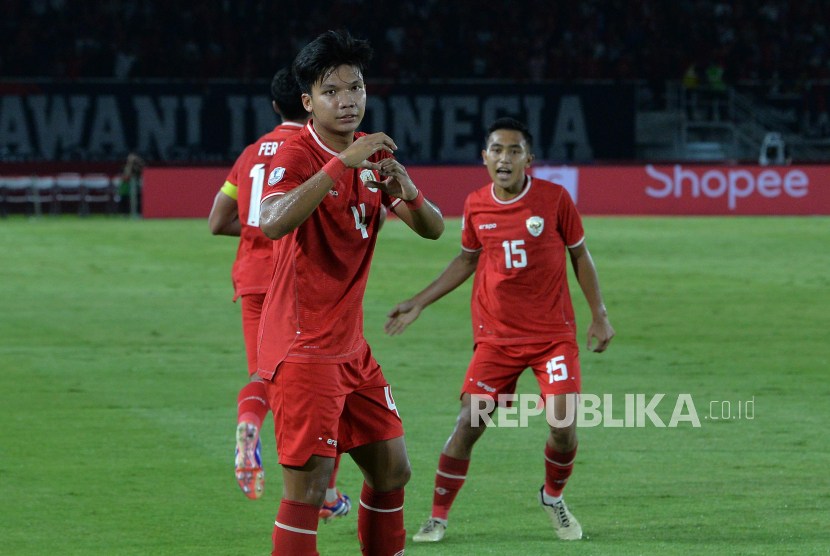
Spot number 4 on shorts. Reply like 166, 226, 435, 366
384, 386, 400, 417
546, 356, 568, 383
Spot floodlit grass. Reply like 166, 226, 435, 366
1, 215, 827, 555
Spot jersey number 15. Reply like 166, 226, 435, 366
502, 240, 527, 269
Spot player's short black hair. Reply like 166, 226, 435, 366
485, 117, 534, 151
270, 68, 307, 121
292, 29, 373, 94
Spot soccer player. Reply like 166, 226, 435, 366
385, 118, 615, 542
208, 68, 351, 519
258, 30, 445, 556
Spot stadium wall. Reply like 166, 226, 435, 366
142, 164, 830, 218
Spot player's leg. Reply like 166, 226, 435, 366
319, 453, 352, 523
264, 361, 346, 556
235, 293, 269, 499
532, 340, 583, 540
442, 392, 493, 458
544, 394, 578, 499
274, 456, 335, 556
348, 436, 410, 556
337, 348, 409, 556
415, 344, 523, 542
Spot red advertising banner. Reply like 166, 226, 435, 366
568, 165, 830, 215
143, 167, 231, 218
142, 165, 492, 218
142, 164, 830, 218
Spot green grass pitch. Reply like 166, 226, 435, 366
1, 215, 828, 555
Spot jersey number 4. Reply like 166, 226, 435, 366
247, 163, 266, 227
502, 240, 527, 269
352, 203, 369, 238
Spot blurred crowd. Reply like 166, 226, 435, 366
2, 0, 829, 86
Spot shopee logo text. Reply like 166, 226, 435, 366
644, 165, 808, 210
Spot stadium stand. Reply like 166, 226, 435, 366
1, 0, 827, 88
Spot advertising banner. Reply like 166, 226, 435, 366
142, 164, 830, 218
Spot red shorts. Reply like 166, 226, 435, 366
240, 293, 266, 377
461, 339, 581, 405
264, 345, 404, 467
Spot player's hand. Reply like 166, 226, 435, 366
587, 316, 615, 352
384, 299, 423, 336
363, 158, 418, 201
338, 133, 397, 168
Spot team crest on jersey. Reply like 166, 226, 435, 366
526, 216, 544, 237
268, 167, 285, 185
360, 168, 379, 192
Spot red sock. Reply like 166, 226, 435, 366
328, 453, 341, 490
272, 499, 320, 556
357, 483, 405, 556
430, 453, 470, 521
237, 381, 269, 428
544, 445, 577, 498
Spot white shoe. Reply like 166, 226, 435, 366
538, 487, 582, 540
412, 518, 447, 542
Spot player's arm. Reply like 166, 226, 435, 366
208, 184, 241, 236
369, 158, 444, 240
260, 133, 397, 240
568, 241, 615, 352
384, 248, 479, 336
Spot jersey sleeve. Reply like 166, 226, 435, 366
221, 150, 245, 198
225, 151, 242, 186
460, 195, 481, 252
261, 144, 316, 202
381, 192, 402, 210
557, 188, 585, 249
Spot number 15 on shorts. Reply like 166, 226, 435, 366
546, 356, 568, 383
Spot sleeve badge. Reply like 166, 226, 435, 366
268, 167, 285, 185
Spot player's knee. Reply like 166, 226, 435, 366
549, 424, 577, 450
378, 458, 411, 491
458, 406, 489, 433
395, 460, 412, 489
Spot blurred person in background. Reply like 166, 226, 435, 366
118, 153, 145, 215
208, 68, 352, 520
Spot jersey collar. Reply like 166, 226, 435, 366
491, 175, 532, 205
306, 121, 341, 156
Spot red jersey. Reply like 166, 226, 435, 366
256, 122, 402, 378
461, 176, 585, 345
223, 121, 305, 300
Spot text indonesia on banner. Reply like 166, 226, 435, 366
0, 82, 634, 162
142, 163, 830, 218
